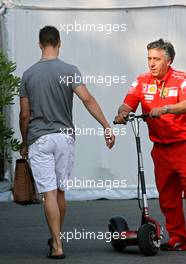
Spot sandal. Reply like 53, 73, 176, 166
47, 251, 66, 259
47, 238, 65, 258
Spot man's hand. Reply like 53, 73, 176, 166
20, 143, 28, 159
114, 104, 132, 124
114, 111, 129, 124
104, 128, 115, 149
150, 105, 171, 118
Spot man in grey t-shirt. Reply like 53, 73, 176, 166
20, 55, 83, 145
19, 26, 115, 259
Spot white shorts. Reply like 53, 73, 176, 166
28, 133, 75, 193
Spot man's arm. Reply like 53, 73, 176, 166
73, 85, 115, 149
114, 103, 132, 124
19, 97, 30, 157
150, 100, 186, 117
114, 76, 141, 124
169, 100, 186, 114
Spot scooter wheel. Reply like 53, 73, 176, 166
137, 223, 159, 256
109, 216, 129, 252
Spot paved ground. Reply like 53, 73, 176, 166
0, 199, 186, 264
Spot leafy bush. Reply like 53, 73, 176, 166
0, 52, 21, 167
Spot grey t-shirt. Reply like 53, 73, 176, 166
19, 58, 83, 146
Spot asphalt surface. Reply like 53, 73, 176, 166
0, 199, 186, 264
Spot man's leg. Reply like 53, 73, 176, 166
28, 134, 65, 257
54, 133, 75, 231
44, 189, 63, 256
50, 133, 75, 251
176, 142, 186, 241
151, 144, 186, 246
57, 190, 66, 229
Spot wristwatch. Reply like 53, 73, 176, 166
162, 104, 171, 114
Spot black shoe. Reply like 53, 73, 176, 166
160, 242, 182, 251
160, 236, 186, 251
47, 251, 66, 259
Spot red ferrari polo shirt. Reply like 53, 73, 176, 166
124, 67, 186, 144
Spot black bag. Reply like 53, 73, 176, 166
13, 159, 40, 205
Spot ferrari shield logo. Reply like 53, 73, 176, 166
161, 88, 169, 98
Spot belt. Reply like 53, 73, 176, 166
154, 141, 186, 147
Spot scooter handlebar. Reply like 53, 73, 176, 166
131, 113, 149, 119
113, 113, 149, 124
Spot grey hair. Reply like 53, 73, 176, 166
147, 38, 175, 64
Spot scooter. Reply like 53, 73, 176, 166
108, 114, 163, 256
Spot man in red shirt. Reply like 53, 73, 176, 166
114, 39, 186, 251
